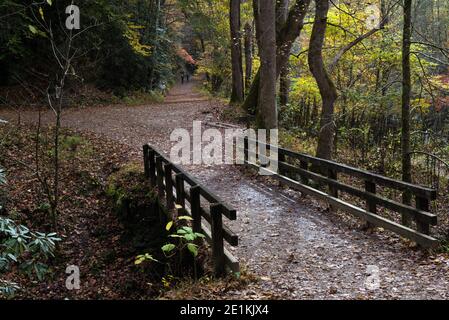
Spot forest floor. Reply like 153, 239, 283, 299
2, 78, 449, 299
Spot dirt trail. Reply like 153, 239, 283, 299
1, 79, 449, 299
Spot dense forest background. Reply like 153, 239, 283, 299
0, 0, 189, 96
1, 0, 448, 173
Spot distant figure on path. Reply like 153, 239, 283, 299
159, 82, 167, 95
177, 47, 197, 82
181, 70, 185, 84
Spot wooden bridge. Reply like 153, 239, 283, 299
142, 137, 440, 276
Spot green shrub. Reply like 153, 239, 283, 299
106, 163, 156, 213
0, 167, 61, 298
121, 90, 165, 106
0, 217, 61, 292
135, 215, 207, 284
44, 134, 92, 161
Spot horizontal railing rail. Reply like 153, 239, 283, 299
248, 138, 437, 200
143, 144, 239, 275
240, 137, 439, 248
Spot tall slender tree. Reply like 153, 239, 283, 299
276, 0, 290, 106
149, 0, 162, 89
244, 22, 253, 92
308, 0, 338, 160
243, 0, 311, 114
230, 0, 244, 103
401, 0, 413, 224
254, 0, 277, 129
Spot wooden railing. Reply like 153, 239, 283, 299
240, 137, 439, 248
143, 144, 239, 275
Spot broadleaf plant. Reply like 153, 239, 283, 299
135, 215, 206, 279
0, 167, 61, 297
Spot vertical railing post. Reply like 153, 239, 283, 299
244, 136, 249, 164
278, 153, 286, 176
175, 173, 185, 209
190, 186, 202, 233
190, 185, 202, 246
402, 191, 413, 227
364, 180, 376, 229
416, 196, 430, 235
156, 156, 165, 199
328, 167, 338, 212
149, 149, 156, 187
328, 168, 338, 197
143, 145, 150, 179
164, 163, 174, 210
278, 152, 286, 186
211, 203, 225, 276
299, 160, 309, 185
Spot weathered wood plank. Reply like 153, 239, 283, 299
148, 148, 156, 187
143, 145, 150, 179
164, 163, 174, 210
148, 149, 236, 220
300, 160, 309, 185
175, 173, 185, 209
416, 196, 430, 235
241, 147, 436, 224
328, 168, 338, 212
278, 152, 286, 184
155, 156, 165, 199
198, 205, 238, 246
190, 185, 202, 234
177, 195, 239, 247
211, 204, 225, 276
201, 222, 240, 273
278, 160, 437, 225
245, 138, 437, 200
365, 180, 376, 229
244, 159, 439, 248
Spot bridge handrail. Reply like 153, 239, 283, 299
241, 137, 439, 248
143, 144, 239, 275
247, 137, 437, 200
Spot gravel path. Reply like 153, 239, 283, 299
2, 80, 449, 300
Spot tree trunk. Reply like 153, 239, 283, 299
308, 0, 338, 160
277, 0, 290, 106
244, 22, 253, 93
276, 0, 290, 34
402, 0, 413, 224
242, 0, 311, 113
254, 0, 277, 129
149, 0, 161, 89
279, 66, 290, 106
230, 0, 244, 103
